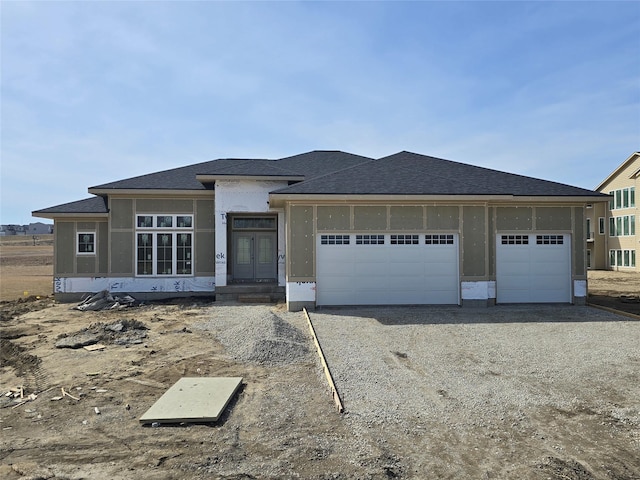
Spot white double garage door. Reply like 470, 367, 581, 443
316, 233, 571, 306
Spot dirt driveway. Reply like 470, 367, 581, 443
1, 300, 639, 479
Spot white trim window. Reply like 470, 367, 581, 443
77, 232, 96, 255
136, 215, 193, 276
609, 215, 636, 236
610, 187, 636, 210
598, 217, 605, 235
609, 249, 636, 268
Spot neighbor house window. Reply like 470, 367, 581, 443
77, 232, 95, 254
610, 249, 636, 267
598, 217, 605, 235
631, 187, 635, 207
136, 215, 193, 276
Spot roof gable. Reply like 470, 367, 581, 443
595, 152, 640, 191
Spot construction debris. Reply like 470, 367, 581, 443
55, 319, 148, 349
74, 290, 138, 311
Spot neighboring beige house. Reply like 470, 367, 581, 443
586, 152, 639, 272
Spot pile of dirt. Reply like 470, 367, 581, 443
55, 319, 149, 349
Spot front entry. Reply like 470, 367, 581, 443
230, 216, 278, 283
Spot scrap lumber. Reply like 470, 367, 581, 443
61, 388, 79, 401
303, 308, 344, 413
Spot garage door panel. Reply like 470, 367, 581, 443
317, 234, 459, 306
496, 234, 570, 303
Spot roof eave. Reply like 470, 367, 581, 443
268, 193, 607, 207
88, 188, 214, 196
32, 212, 109, 220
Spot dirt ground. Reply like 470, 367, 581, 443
0, 237, 639, 479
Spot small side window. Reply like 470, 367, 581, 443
77, 232, 95, 254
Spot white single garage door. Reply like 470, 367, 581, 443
496, 234, 571, 303
316, 233, 459, 306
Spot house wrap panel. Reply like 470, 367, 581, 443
196, 199, 215, 230
77, 256, 96, 275
98, 222, 108, 274
317, 206, 350, 231
195, 231, 215, 275
462, 206, 486, 277
390, 206, 424, 230
111, 199, 133, 229
55, 222, 75, 274
496, 207, 532, 230
536, 207, 572, 230
289, 205, 314, 278
136, 199, 193, 213
110, 231, 133, 274
488, 207, 495, 276
426, 206, 459, 230
353, 206, 387, 230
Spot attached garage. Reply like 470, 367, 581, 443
316, 233, 459, 306
496, 233, 572, 303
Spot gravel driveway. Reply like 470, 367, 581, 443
306, 305, 640, 479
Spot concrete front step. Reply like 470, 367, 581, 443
216, 284, 285, 303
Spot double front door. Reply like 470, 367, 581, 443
232, 231, 277, 282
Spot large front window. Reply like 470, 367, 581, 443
136, 215, 193, 276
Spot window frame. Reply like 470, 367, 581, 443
598, 217, 605, 235
77, 231, 96, 255
135, 214, 194, 277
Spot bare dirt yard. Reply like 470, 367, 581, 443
1, 238, 639, 479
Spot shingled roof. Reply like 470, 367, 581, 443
34, 150, 605, 217
272, 151, 606, 197
89, 151, 373, 191
33, 196, 108, 216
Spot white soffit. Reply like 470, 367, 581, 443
139, 377, 243, 424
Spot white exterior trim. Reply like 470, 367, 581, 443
214, 179, 288, 287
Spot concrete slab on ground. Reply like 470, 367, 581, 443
139, 377, 243, 424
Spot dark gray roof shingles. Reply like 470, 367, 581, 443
33, 196, 108, 215
273, 151, 606, 197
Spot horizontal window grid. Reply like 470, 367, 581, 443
536, 235, 564, 245
390, 234, 419, 245
501, 235, 529, 245
136, 214, 193, 229
425, 234, 454, 245
320, 234, 350, 245
355, 234, 384, 245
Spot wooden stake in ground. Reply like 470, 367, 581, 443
303, 307, 344, 413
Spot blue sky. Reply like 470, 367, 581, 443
1, 1, 638, 225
